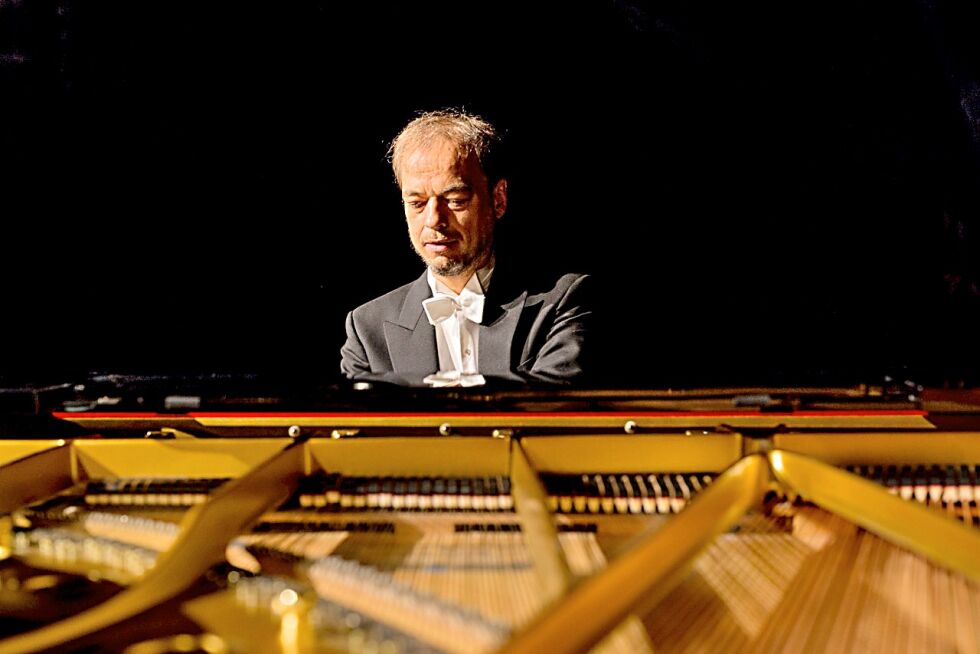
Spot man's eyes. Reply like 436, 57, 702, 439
405, 197, 471, 210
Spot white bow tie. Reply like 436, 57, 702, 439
422, 290, 485, 325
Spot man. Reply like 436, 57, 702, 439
340, 109, 591, 385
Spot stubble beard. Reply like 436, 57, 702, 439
429, 257, 470, 277
415, 233, 493, 280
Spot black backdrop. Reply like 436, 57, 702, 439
3, 0, 978, 387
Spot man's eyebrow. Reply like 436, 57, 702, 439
402, 182, 473, 198
439, 183, 473, 195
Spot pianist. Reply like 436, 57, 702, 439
340, 109, 592, 386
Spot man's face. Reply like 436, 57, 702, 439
400, 138, 506, 279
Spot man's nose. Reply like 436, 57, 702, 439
423, 199, 448, 229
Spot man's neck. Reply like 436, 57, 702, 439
433, 272, 472, 295
432, 255, 494, 294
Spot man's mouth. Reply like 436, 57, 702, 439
424, 238, 457, 252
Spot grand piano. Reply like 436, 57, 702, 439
0, 377, 977, 653
5, 0, 979, 647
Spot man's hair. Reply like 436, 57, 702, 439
388, 109, 507, 189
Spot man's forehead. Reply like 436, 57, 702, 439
401, 140, 484, 181
404, 141, 461, 169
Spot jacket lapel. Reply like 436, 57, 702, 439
384, 273, 438, 374
479, 287, 527, 376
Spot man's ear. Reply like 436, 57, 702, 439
492, 179, 508, 219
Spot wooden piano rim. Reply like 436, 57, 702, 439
53, 410, 928, 418
53, 410, 934, 432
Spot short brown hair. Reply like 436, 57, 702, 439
389, 109, 506, 188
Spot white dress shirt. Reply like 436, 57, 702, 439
422, 266, 493, 384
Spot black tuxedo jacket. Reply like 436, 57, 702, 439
340, 270, 592, 383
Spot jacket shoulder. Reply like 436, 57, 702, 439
350, 278, 421, 323
526, 272, 590, 301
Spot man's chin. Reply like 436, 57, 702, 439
428, 258, 470, 278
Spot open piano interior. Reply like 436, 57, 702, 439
0, 380, 977, 653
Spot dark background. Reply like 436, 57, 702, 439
2, 0, 978, 388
